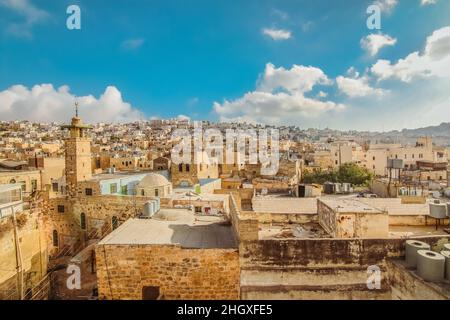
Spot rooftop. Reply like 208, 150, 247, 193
88, 171, 147, 182
98, 208, 237, 249
319, 198, 384, 214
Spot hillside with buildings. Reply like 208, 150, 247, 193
0, 114, 450, 300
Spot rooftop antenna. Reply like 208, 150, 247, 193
75, 101, 79, 118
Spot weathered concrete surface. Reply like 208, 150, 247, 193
239, 236, 450, 300
387, 259, 450, 300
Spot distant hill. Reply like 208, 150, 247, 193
399, 122, 450, 137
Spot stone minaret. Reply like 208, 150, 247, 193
62, 103, 92, 197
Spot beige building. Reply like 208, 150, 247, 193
110, 155, 152, 171
62, 116, 92, 197
171, 152, 219, 187
0, 170, 41, 194
136, 173, 172, 197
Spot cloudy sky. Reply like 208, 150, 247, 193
0, 0, 449, 130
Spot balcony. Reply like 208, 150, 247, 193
0, 184, 23, 219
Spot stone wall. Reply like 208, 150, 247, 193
44, 195, 156, 258
229, 194, 259, 242
0, 208, 48, 300
238, 236, 450, 300
95, 244, 240, 300
387, 259, 450, 300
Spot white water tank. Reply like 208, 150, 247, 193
440, 251, 450, 281
405, 240, 430, 268
142, 199, 160, 218
429, 203, 447, 219
416, 250, 445, 282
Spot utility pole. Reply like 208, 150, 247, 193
12, 208, 24, 300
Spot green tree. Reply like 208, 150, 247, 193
302, 163, 372, 186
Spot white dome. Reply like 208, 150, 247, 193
138, 173, 170, 188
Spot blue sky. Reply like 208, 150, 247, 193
1, 0, 450, 130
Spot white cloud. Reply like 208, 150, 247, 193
121, 38, 145, 50
421, 0, 437, 5
176, 114, 190, 121
0, 84, 144, 123
371, 26, 450, 82
0, 0, 50, 38
262, 28, 291, 41
213, 63, 344, 125
361, 33, 397, 56
336, 75, 386, 98
373, 0, 398, 13
257, 63, 331, 94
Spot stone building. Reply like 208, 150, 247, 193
171, 152, 219, 187
136, 173, 172, 197
61, 115, 93, 198
96, 208, 239, 300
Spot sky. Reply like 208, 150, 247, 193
0, 0, 450, 131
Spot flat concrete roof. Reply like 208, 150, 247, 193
358, 198, 429, 216
98, 208, 237, 249
319, 198, 383, 214
168, 192, 229, 202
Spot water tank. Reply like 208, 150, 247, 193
142, 200, 158, 218
324, 182, 334, 194
440, 251, 450, 281
416, 250, 445, 282
342, 183, 351, 194
429, 203, 447, 219
305, 185, 313, 198
405, 240, 430, 268
298, 185, 306, 197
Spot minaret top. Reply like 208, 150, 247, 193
61, 101, 92, 138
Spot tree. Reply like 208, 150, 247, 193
302, 163, 372, 186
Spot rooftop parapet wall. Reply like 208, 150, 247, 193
229, 194, 259, 242
239, 236, 450, 270
317, 198, 389, 239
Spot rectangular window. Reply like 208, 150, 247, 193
85, 188, 93, 196
52, 182, 58, 192
110, 183, 118, 194
57, 205, 65, 213
31, 179, 37, 192
121, 185, 128, 195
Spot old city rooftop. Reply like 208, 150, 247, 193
98, 208, 238, 249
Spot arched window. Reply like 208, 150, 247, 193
80, 213, 86, 230
178, 164, 183, 172
112, 216, 118, 230
186, 164, 190, 172
141, 189, 145, 196
52, 230, 59, 247
9, 179, 16, 184
155, 189, 159, 197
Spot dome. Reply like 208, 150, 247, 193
138, 173, 170, 188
